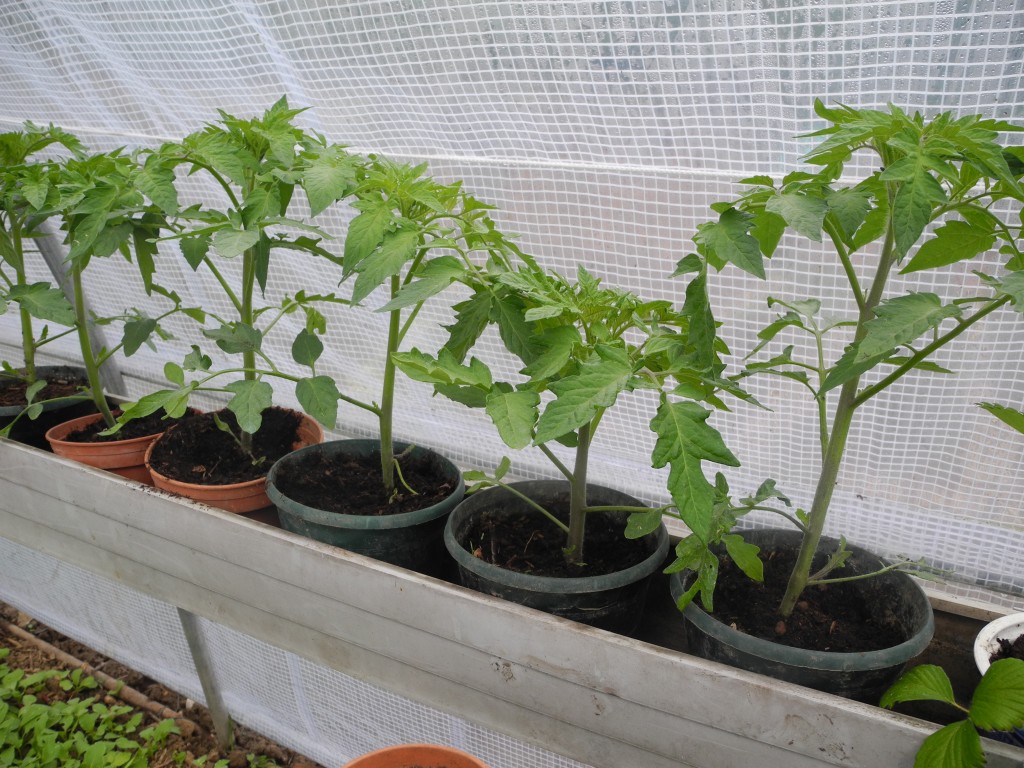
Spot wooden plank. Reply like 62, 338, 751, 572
1, 440, 1020, 768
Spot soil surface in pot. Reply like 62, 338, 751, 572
62, 411, 193, 442
0, 370, 85, 407
148, 407, 302, 485
465, 510, 650, 579
708, 547, 906, 653
992, 634, 1024, 663
274, 449, 456, 516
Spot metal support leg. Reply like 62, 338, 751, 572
177, 608, 234, 751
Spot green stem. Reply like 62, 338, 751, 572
564, 420, 592, 565
778, 217, 899, 618
538, 443, 574, 482
824, 218, 866, 313
492, 480, 570, 534
72, 265, 116, 428
379, 274, 401, 495
239, 245, 256, 455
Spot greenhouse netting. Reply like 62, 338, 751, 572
1, 2, 1022, 767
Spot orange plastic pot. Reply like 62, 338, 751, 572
342, 744, 489, 768
145, 413, 324, 514
46, 412, 164, 485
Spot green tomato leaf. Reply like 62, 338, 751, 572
880, 664, 957, 709
723, 534, 763, 582
826, 186, 872, 242
521, 325, 580, 380
822, 294, 962, 393
881, 153, 948, 258
351, 226, 420, 304
121, 317, 157, 357
291, 328, 323, 368
8, 283, 75, 326
295, 375, 340, 428
901, 220, 996, 274
671, 254, 703, 277
650, 399, 739, 542
534, 345, 633, 444
443, 289, 494, 362
224, 379, 274, 435
977, 402, 1024, 435
979, 270, 1024, 313
625, 509, 663, 539
117, 387, 193, 422
694, 207, 765, 279
378, 255, 464, 312
302, 149, 358, 216
910, 721, 983, 768
203, 323, 263, 355
212, 227, 260, 259
134, 159, 178, 214
492, 291, 537, 365
343, 199, 392, 278
765, 191, 827, 242
164, 362, 185, 386
179, 234, 210, 270
969, 658, 1024, 731
484, 388, 539, 450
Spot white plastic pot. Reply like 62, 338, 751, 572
973, 612, 1024, 674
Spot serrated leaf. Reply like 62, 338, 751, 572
765, 191, 827, 241
121, 317, 157, 356
493, 292, 536, 364
983, 270, 1024, 313
822, 294, 962, 393
521, 325, 580, 379
183, 344, 212, 371
901, 220, 996, 274
212, 227, 259, 258
750, 209, 786, 258
694, 207, 765, 279
290, 328, 323, 368
882, 153, 948, 257
204, 323, 262, 355
392, 348, 493, 390
969, 658, 1024, 731
484, 388, 539, 450
179, 235, 210, 270
224, 379, 274, 434
295, 375, 339, 428
135, 160, 178, 214
117, 387, 193, 422
443, 289, 493, 362
650, 399, 739, 541
8, 283, 75, 325
826, 186, 872, 241
351, 226, 420, 304
723, 534, 763, 582
378, 255, 464, 312
911, 721, 983, 768
343, 199, 392, 277
534, 345, 632, 444
671, 254, 703, 277
303, 150, 358, 216
881, 665, 957, 709
977, 402, 1024, 435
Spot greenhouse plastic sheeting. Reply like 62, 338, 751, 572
1, 0, 1023, 762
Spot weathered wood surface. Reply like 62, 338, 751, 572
1, 440, 1020, 768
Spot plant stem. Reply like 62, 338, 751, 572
72, 265, 116, 428
778, 220, 899, 618
379, 274, 401, 495
564, 420, 592, 565
239, 243, 256, 456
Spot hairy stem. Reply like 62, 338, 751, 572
379, 274, 401, 495
564, 420, 592, 565
72, 265, 116, 428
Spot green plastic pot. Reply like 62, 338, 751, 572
671, 528, 935, 701
445, 480, 670, 635
0, 366, 94, 450
267, 439, 464, 574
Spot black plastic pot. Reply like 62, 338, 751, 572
445, 480, 670, 635
267, 439, 465, 574
0, 365, 93, 450
671, 528, 935, 701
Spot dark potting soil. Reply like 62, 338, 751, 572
147, 407, 302, 485
465, 509, 651, 579
61, 411, 193, 443
273, 448, 456, 516
0, 370, 86, 407
992, 633, 1024, 663
707, 547, 907, 653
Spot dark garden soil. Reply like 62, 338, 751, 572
0, 368, 87, 407
992, 633, 1024, 663
148, 408, 302, 485
465, 510, 651, 579
0, 601, 323, 768
707, 546, 906, 653
62, 410, 195, 442
273, 448, 457, 516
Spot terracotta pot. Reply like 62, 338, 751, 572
46, 411, 163, 485
342, 744, 489, 768
145, 412, 324, 514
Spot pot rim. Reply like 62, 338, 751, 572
46, 410, 165, 448
445, 479, 669, 594
973, 611, 1024, 675
266, 438, 465, 529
